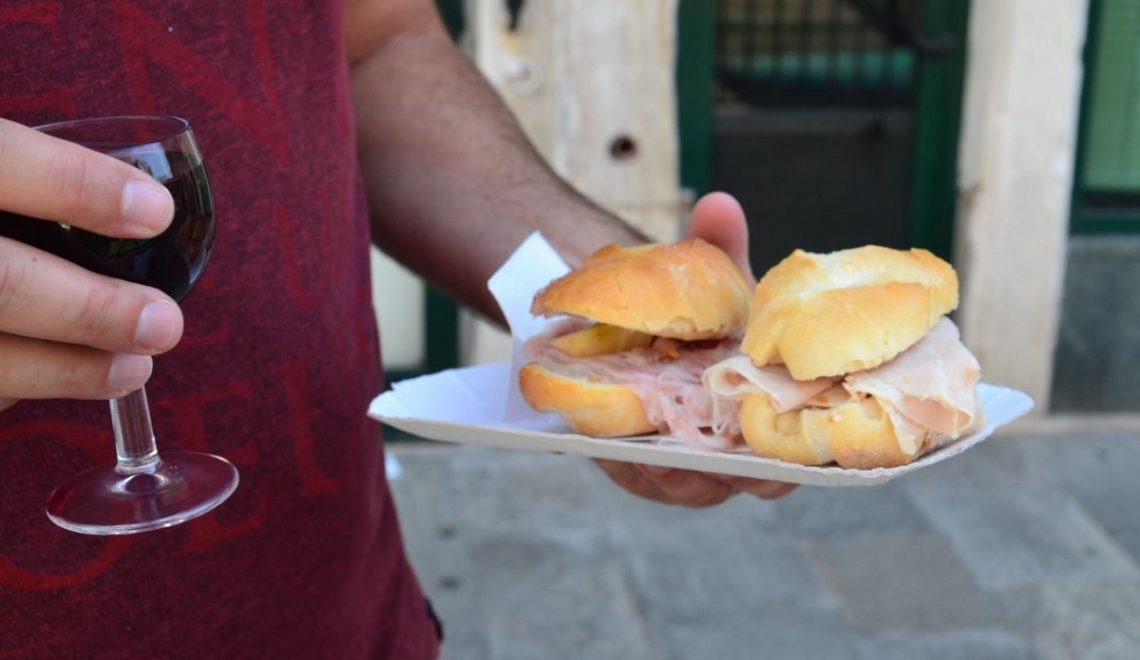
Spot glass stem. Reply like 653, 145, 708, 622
110, 387, 162, 475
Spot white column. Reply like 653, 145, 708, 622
371, 247, 425, 370
463, 0, 684, 365
954, 0, 1090, 414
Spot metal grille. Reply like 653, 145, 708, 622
716, 0, 953, 107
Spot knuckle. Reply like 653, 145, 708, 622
59, 354, 99, 396
604, 467, 638, 491
683, 487, 730, 509
0, 252, 28, 313
0, 122, 26, 186
76, 284, 125, 345
50, 149, 101, 225
57, 364, 104, 399
59, 348, 129, 399
607, 470, 657, 501
0, 126, 13, 176
763, 485, 797, 501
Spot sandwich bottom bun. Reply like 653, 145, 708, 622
519, 363, 655, 437
739, 393, 917, 469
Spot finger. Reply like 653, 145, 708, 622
755, 482, 799, 500
0, 117, 173, 237
0, 237, 183, 354
720, 476, 799, 501
0, 333, 152, 399
634, 465, 737, 508
684, 191, 755, 285
594, 459, 675, 504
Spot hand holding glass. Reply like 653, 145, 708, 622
0, 116, 238, 535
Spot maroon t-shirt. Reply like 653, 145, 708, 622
0, 2, 439, 657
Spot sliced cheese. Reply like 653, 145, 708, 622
551, 323, 654, 358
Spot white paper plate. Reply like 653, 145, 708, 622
368, 362, 1035, 487
371, 233, 1035, 487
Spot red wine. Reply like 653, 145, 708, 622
0, 150, 214, 301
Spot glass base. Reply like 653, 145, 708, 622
45, 452, 239, 535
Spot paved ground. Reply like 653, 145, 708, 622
387, 432, 1140, 660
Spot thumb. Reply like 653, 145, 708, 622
685, 192, 755, 285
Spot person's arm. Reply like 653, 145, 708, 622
347, 0, 646, 323
345, 1, 796, 505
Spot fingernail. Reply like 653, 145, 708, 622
107, 353, 153, 393
121, 178, 174, 234
134, 300, 183, 350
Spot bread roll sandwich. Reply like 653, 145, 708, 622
702, 245, 983, 468
519, 239, 751, 447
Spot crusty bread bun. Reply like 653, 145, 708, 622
520, 239, 749, 439
532, 239, 751, 340
741, 245, 958, 380
739, 393, 917, 469
703, 245, 982, 469
518, 363, 656, 437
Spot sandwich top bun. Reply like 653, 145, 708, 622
741, 245, 958, 380
532, 239, 751, 341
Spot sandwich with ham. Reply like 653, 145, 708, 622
519, 239, 751, 448
702, 245, 983, 468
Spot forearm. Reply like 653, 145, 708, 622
351, 27, 646, 322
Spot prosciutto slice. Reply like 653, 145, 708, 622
844, 317, 980, 454
524, 328, 742, 449
703, 357, 840, 412
700, 317, 981, 457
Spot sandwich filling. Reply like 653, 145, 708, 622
523, 321, 742, 449
703, 317, 981, 456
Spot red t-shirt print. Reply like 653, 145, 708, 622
0, 2, 439, 658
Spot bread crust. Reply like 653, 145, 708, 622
742, 246, 958, 380
518, 363, 656, 437
740, 393, 916, 469
532, 239, 750, 341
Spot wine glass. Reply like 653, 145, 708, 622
16, 116, 239, 535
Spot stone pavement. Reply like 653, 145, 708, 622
386, 433, 1140, 660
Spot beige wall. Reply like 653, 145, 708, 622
371, 247, 425, 371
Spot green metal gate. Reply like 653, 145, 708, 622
1071, 0, 1140, 235
679, 0, 970, 267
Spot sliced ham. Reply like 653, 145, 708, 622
524, 329, 742, 449
844, 317, 980, 455
700, 317, 981, 458
702, 356, 840, 412
527, 316, 981, 458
